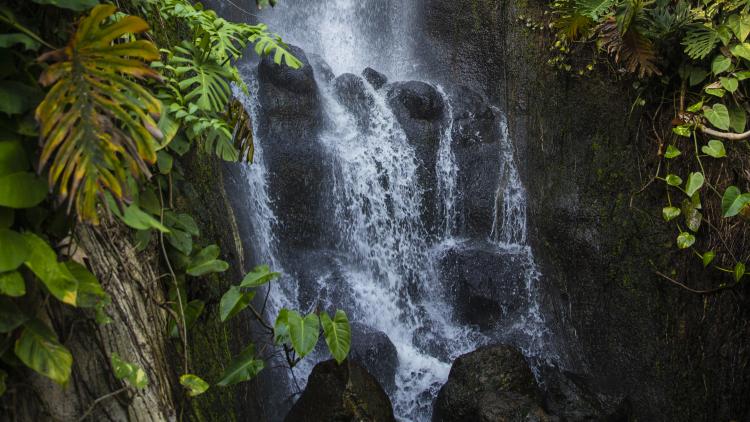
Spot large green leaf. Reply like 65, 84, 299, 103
15, 319, 72, 384
703, 104, 730, 130
0, 172, 48, 209
727, 13, 750, 42
683, 24, 719, 59
0, 81, 42, 115
166, 228, 192, 255
22, 232, 78, 306
106, 194, 169, 233
216, 344, 265, 386
0, 229, 30, 272
321, 310, 351, 364
287, 310, 319, 358
0, 141, 28, 177
186, 245, 228, 276
728, 103, 746, 132
685, 172, 704, 197
240, 265, 280, 288
721, 186, 750, 217
0, 34, 40, 51
111, 353, 148, 389
172, 43, 232, 113
31, 0, 99, 11
219, 286, 255, 322
712, 54, 731, 74
730, 42, 750, 61
0, 297, 26, 332
180, 374, 209, 397
0, 271, 25, 297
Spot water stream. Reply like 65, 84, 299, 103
228, 1, 557, 420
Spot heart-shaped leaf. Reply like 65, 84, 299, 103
0, 229, 29, 272
672, 125, 691, 137
15, 320, 72, 385
180, 374, 209, 397
111, 353, 148, 389
287, 310, 319, 358
721, 186, 750, 217
720, 77, 738, 92
685, 172, 705, 197
712, 54, 731, 74
701, 139, 726, 158
682, 199, 702, 232
321, 310, 351, 364
665, 174, 683, 187
0, 172, 47, 209
704, 103, 730, 130
22, 232, 78, 306
662, 206, 681, 222
677, 232, 696, 249
665, 145, 681, 159
728, 102, 747, 132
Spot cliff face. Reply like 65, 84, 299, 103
417, 0, 750, 420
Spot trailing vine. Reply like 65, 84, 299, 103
0, 0, 351, 414
542, 0, 749, 293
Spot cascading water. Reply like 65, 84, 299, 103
225, 0, 558, 420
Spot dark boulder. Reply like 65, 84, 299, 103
433, 345, 554, 422
284, 360, 396, 422
385, 80, 447, 235
362, 67, 388, 89
256, 45, 327, 250
449, 85, 497, 147
333, 73, 375, 130
349, 323, 399, 394
309, 53, 336, 84
438, 242, 531, 331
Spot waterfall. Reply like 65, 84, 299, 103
228, 1, 558, 420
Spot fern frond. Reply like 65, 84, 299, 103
682, 23, 720, 59
35, 4, 162, 223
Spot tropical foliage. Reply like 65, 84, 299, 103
547, 0, 749, 291
0, 0, 350, 413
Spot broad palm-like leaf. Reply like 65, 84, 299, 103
599, 17, 661, 77
171, 42, 232, 113
35, 4, 163, 223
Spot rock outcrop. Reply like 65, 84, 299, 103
284, 360, 396, 422
433, 345, 553, 422
349, 323, 399, 394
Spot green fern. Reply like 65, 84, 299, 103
170, 42, 232, 113
682, 23, 720, 59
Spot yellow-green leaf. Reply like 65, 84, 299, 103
15, 319, 72, 385
180, 374, 209, 397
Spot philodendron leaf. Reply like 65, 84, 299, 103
180, 374, 209, 397
735, 262, 746, 282
22, 232, 78, 306
685, 172, 705, 197
0, 229, 29, 272
662, 206, 681, 222
0, 271, 25, 297
712, 54, 731, 74
721, 186, 750, 217
702, 251, 716, 267
111, 353, 148, 389
186, 245, 229, 276
15, 319, 72, 385
287, 310, 320, 358
701, 140, 726, 158
274, 309, 291, 345
672, 125, 691, 137
703, 104, 730, 130
720, 77, 738, 92
64, 261, 108, 309
677, 232, 696, 249
664, 145, 681, 159
219, 286, 256, 322
321, 310, 351, 364
665, 174, 683, 187
216, 344, 265, 386
240, 265, 280, 288
0, 172, 47, 209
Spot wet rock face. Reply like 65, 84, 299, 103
333, 73, 375, 130
447, 86, 502, 237
385, 80, 447, 235
438, 242, 530, 331
349, 323, 399, 394
432, 345, 553, 422
309, 53, 336, 84
362, 67, 388, 89
257, 45, 328, 250
284, 360, 396, 422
